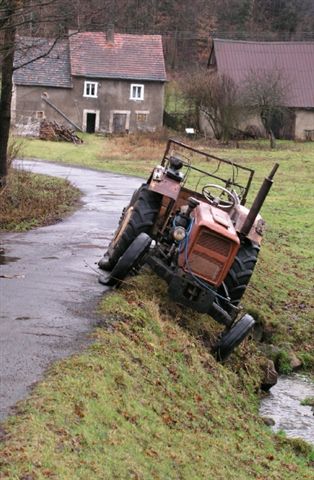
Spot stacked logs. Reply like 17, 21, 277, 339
40, 120, 83, 144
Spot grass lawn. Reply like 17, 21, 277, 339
21, 132, 163, 177
0, 275, 313, 479
0, 167, 81, 231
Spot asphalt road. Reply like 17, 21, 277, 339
0, 160, 141, 420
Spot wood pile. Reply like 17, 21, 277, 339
40, 121, 83, 144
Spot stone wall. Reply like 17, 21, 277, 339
12, 114, 40, 137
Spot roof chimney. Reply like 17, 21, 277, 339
106, 24, 114, 44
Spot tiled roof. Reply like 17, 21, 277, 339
212, 39, 314, 108
14, 37, 72, 88
69, 32, 167, 81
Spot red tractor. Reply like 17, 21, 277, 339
99, 139, 278, 360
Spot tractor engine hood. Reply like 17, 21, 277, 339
194, 202, 239, 241
178, 201, 240, 287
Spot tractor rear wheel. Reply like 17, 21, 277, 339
212, 314, 255, 361
219, 241, 260, 319
99, 185, 161, 271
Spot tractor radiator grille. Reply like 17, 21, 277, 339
187, 229, 233, 283
188, 252, 223, 282
197, 230, 231, 257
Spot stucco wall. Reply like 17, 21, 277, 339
238, 114, 266, 136
14, 85, 79, 131
295, 109, 314, 140
14, 78, 165, 134
200, 108, 314, 140
199, 111, 266, 138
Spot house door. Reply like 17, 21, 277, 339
281, 110, 296, 139
86, 113, 96, 133
113, 113, 127, 133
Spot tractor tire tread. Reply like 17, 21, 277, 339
213, 314, 255, 361
219, 242, 260, 314
106, 186, 161, 268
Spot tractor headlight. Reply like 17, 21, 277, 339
152, 165, 165, 181
173, 226, 186, 242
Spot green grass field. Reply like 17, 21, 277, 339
1, 275, 313, 479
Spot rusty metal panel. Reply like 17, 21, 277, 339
197, 230, 231, 257
188, 252, 223, 283
148, 177, 181, 200
179, 224, 240, 287
232, 205, 264, 246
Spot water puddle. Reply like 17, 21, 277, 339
0, 252, 21, 265
260, 375, 314, 444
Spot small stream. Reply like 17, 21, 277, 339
260, 375, 314, 445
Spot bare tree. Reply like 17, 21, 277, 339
181, 69, 241, 141
0, 0, 112, 187
241, 68, 289, 148
0, 0, 72, 187
0, 0, 19, 187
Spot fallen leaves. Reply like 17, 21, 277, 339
74, 401, 85, 418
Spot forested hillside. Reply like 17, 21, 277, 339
6, 0, 314, 69
79, 0, 314, 68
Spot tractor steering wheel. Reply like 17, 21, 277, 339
202, 184, 236, 209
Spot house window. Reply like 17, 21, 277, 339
130, 84, 144, 101
136, 111, 149, 123
36, 111, 45, 119
84, 81, 98, 98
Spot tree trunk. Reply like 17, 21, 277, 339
269, 130, 276, 149
0, 2, 16, 188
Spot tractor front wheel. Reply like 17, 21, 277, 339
212, 314, 255, 362
99, 233, 152, 287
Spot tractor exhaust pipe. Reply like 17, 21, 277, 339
240, 163, 279, 237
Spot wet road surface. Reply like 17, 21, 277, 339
0, 160, 141, 420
